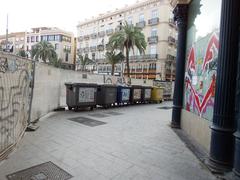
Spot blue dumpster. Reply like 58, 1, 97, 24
130, 85, 142, 104
65, 83, 97, 111
117, 86, 131, 106
96, 84, 117, 108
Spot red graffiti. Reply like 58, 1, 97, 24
202, 33, 219, 71
187, 47, 196, 72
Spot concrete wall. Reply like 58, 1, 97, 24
181, 109, 211, 152
31, 62, 153, 122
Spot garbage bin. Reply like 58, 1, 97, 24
151, 87, 163, 103
65, 83, 97, 111
141, 86, 152, 103
117, 86, 131, 106
130, 85, 142, 104
96, 84, 117, 108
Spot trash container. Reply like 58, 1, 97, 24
96, 84, 117, 108
130, 85, 142, 104
65, 83, 97, 111
117, 86, 131, 106
151, 86, 163, 103
141, 86, 152, 103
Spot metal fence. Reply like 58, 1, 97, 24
0, 52, 34, 160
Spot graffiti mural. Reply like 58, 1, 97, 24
184, 32, 219, 120
0, 53, 34, 159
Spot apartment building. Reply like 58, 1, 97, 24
77, 0, 177, 80
0, 32, 26, 53
25, 27, 75, 64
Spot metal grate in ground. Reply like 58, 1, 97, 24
6, 161, 72, 180
104, 111, 123, 116
157, 106, 172, 110
87, 113, 110, 118
68, 116, 106, 127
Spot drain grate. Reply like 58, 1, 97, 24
88, 113, 110, 118
68, 116, 106, 127
6, 161, 72, 180
104, 111, 123, 116
157, 106, 172, 110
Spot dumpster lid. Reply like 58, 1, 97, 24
142, 86, 152, 89
74, 83, 98, 86
98, 84, 117, 87
131, 85, 142, 88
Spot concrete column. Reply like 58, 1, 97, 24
171, 4, 188, 128
209, 0, 240, 172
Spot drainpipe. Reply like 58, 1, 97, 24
209, 0, 240, 172
171, 4, 188, 128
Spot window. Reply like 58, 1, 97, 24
55, 35, 60, 41
55, 43, 59, 50
31, 36, 35, 42
139, 13, 144, 22
27, 36, 30, 43
48, 35, 55, 41
92, 53, 95, 60
16, 38, 19, 42
151, 28, 157, 36
41, 35, 47, 41
20, 37, 24, 41
36, 36, 39, 42
151, 9, 158, 18
128, 16, 133, 24
150, 45, 157, 54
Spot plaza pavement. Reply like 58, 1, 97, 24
0, 102, 216, 180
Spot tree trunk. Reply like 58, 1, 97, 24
126, 48, 130, 78
111, 64, 115, 76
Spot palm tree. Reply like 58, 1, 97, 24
77, 54, 93, 71
105, 50, 124, 75
108, 22, 147, 77
31, 41, 57, 63
16, 49, 27, 58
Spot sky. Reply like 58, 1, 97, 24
0, 0, 138, 36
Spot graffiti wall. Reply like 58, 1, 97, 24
183, 0, 222, 121
0, 52, 34, 159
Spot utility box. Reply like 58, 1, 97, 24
65, 83, 97, 111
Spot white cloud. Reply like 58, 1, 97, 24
0, 0, 138, 35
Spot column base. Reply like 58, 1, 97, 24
233, 132, 240, 177
171, 105, 182, 129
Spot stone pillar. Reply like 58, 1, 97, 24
233, 24, 240, 177
209, 0, 240, 171
171, 4, 188, 128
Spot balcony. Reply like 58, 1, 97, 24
97, 44, 104, 51
148, 17, 159, 26
83, 47, 89, 53
90, 33, 97, 39
90, 46, 97, 52
167, 54, 176, 61
169, 18, 176, 27
148, 36, 158, 44
84, 35, 90, 40
106, 29, 114, 36
136, 21, 146, 28
168, 36, 177, 46
78, 36, 84, 42
98, 31, 105, 37
129, 54, 158, 61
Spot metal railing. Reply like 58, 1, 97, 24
148, 17, 159, 25
136, 21, 146, 28
148, 36, 158, 44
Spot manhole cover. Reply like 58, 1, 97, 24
88, 113, 109, 118
68, 116, 106, 127
104, 111, 123, 116
6, 161, 72, 180
157, 106, 172, 110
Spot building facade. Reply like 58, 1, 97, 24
77, 0, 177, 80
0, 27, 75, 64
25, 27, 75, 64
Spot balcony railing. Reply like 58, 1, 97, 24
84, 35, 90, 40
169, 18, 176, 27
136, 21, 146, 28
129, 54, 158, 61
168, 36, 176, 45
97, 44, 104, 51
90, 46, 97, 52
78, 36, 84, 42
115, 25, 122, 32
106, 29, 114, 35
77, 48, 83, 53
148, 36, 158, 44
167, 54, 176, 61
148, 17, 159, 25
83, 47, 89, 52
90, 33, 97, 39
98, 31, 105, 37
